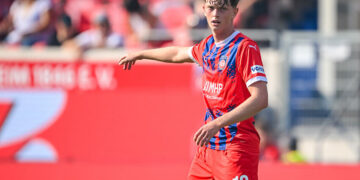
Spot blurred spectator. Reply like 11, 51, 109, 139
64, 13, 123, 53
187, 0, 208, 29
233, 0, 257, 28
47, 14, 77, 46
0, 0, 14, 41
233, 0, 317, 30
52, 0, 66, 18
0, 0, 13, 20
241, 0, 269, 29
46, 0, 77, 46
63, 0, 127, 36
122, 0, 160, 48
282, 137, 307, 163
0, 0, 52, 46
149, 0, 193, 46
62, 0, 97, 33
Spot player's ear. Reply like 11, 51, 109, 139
234, 7, 239, 17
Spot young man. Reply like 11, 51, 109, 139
118, 0, 268, 179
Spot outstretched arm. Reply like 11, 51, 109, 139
193, 81, 268, 147
118, 46, 193, 70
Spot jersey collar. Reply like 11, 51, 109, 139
214, 31, 240, 47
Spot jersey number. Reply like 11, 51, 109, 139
233, 175, 249, 180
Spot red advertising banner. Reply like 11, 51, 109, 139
0, 60, 204, 179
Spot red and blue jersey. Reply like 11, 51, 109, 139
188, 31, 267, 151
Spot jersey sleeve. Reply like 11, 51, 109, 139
237, 40, 267, 87
188, 36, 211, 66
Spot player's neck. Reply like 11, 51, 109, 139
212, 28, 235, 43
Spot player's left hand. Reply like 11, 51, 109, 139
193, 121, 221, 147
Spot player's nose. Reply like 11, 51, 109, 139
212, 8, 220, 17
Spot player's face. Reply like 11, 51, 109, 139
203, 0, 237, 34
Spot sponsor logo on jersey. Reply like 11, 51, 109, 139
250, 65, 265, 74
219, 55, 228, 70
203, 81, 223, 95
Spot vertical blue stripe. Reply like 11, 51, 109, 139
202, 37, 215, 68
226, 37, 244, 79
204, 108, 214, 122
204, 37, 215, 59
209, 137, 216, 149
205, 46, 217, 70
218, 127, 227, 150
229, 123, 238, 141
209, 47, 219, 70
205, 36, 214, 52
215, 110, 227, 150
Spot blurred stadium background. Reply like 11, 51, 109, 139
0, 0, 360, 179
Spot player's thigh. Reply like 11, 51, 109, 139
188, 164, 214, 180
188, 147, 214, 180
213, 149, 259, 180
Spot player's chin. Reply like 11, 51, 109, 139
211, 27, 223, 33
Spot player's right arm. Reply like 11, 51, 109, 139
118, 46, 193, 70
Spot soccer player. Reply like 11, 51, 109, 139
118, 0, 268, 179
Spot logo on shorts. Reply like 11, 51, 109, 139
233, 175, 249, 180
218, 55, 228, 70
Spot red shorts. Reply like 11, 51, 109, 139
188, 147, 259, 180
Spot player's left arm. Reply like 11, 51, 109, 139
194, 81, 268, 147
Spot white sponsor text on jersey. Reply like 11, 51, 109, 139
203, 81, 223, 95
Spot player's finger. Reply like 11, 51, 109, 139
200, 136, 206, 147
200, 134, 207, 147
128, 62, 132, 70
194, 130, 202, 145
194, 129, 204, 144
196, 131, 207, 146
201, 136, 210, 147
129, 61, 135, 70
127, 62, 132, 70
193, 129, 201, 142
118, 56, 126, 65
201, 134, 209, 147
123, 62, 128, 70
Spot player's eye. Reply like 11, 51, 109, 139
221, 7, 227, 11
208, 6, 215, 11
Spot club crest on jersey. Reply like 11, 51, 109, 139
218, 55, 228, 70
